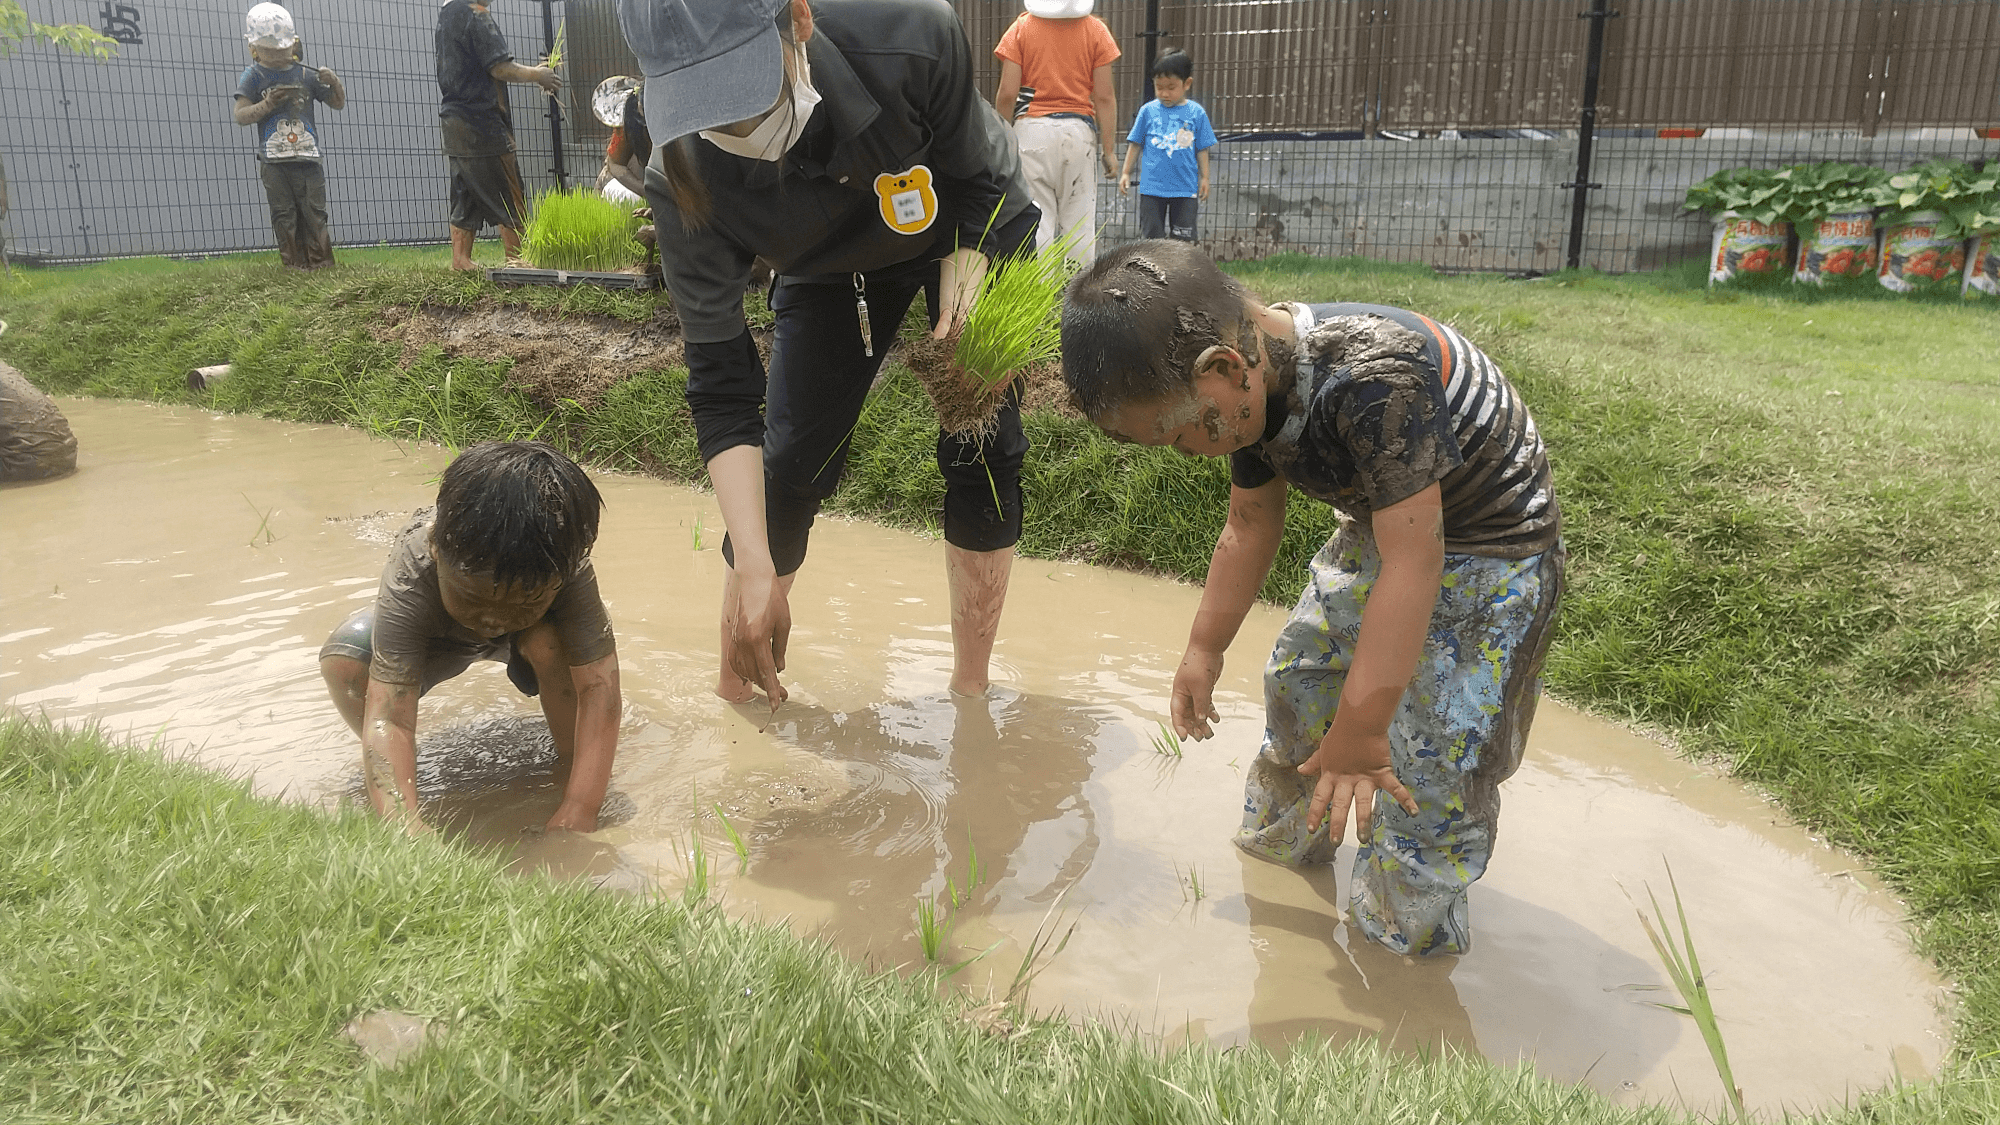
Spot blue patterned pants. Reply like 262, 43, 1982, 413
1235, 525, 1564, 955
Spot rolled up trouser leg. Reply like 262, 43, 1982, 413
1235, 524, 1565, 956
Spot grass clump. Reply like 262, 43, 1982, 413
519, 186, 643, 272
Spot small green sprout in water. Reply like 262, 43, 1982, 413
1149, 722, 1183, 759
241, 494, 279, 547
1176, 862, 1205, 903
712, 802, 748, 873
1007, 883, 1078, 1006
915, 897, 946, 963
691, 514, 705, 552
1636, 861, 1747, 1122
520, 186, 644, 272
681, 827, 709, 907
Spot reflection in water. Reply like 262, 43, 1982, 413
0, 400, 1951, 1116
743, 690, 1100, 963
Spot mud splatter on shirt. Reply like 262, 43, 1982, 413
1230, 303, 1560, 559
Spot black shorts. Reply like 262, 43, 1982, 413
447, 151, 526, 233
319, 606, 540, 697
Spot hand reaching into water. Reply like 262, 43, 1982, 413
729, 566, 791, 710
1297, 725, 1419, 843
1170, 645, 1225, 740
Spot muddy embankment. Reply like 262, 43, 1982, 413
370, 300, 1078, 424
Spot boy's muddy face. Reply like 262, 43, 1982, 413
1099, 359, 1264, 459
250, 44, 295, 70
436, 560, 561, 638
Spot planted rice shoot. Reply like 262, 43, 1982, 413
520, 186, 644, 272
241, 493, 278, 547
915, 896, 946, 963
1176, 861, 1206, 903
1150, 721, 1184, 759
691, 513, 705, 551
1636, 863, 1747, 1122
713, 802, 748, 872
1007, 882, 1079, 1006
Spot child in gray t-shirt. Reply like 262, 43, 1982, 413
319, 442, 622, 834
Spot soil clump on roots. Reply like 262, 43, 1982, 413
900, 330, 1083, 437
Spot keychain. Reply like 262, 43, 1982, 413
854, 273, 873, 358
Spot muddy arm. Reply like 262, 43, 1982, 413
1173, 477, 1287, 739
360, 678, 422, 828
232, 92, 276, 126
547, 652, 622, 832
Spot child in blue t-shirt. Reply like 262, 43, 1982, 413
1119, 50, 1217, 242
232, 3, 346, 269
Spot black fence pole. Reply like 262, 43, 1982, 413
1563, 0, 1616, 270
1136, 0, 1160, 118
542, 0, 569, 190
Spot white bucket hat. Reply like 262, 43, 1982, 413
1024, 0, 1094, 16
244, 2, 297, 49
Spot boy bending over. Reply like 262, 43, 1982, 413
1061, 242, 1562, 954
320, 442, 621, 833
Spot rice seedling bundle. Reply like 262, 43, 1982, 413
906, 231, 1080, 438
520, 186, 645, 272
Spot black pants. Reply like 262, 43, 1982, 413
1138, 194, 1198, 242
258, 160, 334, 268
726, 206, 1041, 577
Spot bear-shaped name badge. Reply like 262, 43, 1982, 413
874, 166, 937, 235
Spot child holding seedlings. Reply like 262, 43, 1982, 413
1119, 50, 1215, 242
318, 442, 622, 834
435, 0, 563, 270
1060, 241, 1563, 955
233, 3, 345, 269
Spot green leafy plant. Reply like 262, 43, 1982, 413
915, 897, 946, 963
520, 187, 644, 272
1683, 167, 1788, 224
1879, 159, 2000, 240
712, 802, 748, 872
542, 20, 565, 69
951, 231, 1080, 392
691, 513, 705, 552
1636, 863, 1747, 1123
0, 1, 118, 58
1149, 721, 1184, 759
1770, 161, 1891, 223
1176, 862, 1205, 902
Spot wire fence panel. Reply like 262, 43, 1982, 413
1, 0, 1997, 270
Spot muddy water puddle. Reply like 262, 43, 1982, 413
3, 399, 1947, 1113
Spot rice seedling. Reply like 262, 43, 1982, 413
519, 187, 644, 272
915, 896, 946, 963
1635, 862, 1747, 1122
1176, 861, 1205, 903
241, 494, 278, 547
905, 221, 1083, 438
542, 20, 565, 69
713, 801, 748, 873
1149, 721, 1184, 759
691, 513, 705, 551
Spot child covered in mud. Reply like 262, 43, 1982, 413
318, 442, 622, 834
1059, 241, 1563, 955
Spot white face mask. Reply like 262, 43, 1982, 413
700, 40, 820, 162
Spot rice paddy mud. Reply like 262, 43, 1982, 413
1, 398, 1950, 1116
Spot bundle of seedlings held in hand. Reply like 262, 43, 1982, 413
903, 228, 1081, 439
520, 186, 645, 272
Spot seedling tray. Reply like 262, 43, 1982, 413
486, 267, 657, 291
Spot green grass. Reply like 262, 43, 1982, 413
7, 250, 2000, 1116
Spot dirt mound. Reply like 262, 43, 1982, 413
374, 303, 686, 410
373, 301, 1074, 424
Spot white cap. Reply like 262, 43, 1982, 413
1024, 0, 1094, 16
244, 2, 297, 49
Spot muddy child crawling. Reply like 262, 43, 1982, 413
1060, 241, 1563, 955
319, 442, 621, 833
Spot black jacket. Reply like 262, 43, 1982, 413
646, 0, 1033, 460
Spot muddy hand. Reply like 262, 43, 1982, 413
1170, 646, 1224, 740
729, 569, 790, 710
1296, 727, 1418, 843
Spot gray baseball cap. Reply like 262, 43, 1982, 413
618, 0, 791, 144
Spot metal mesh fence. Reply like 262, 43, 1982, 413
0, 0, 1995, 272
